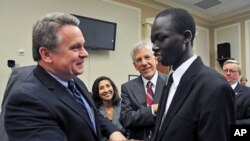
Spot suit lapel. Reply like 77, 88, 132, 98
154, 73, 166, 103
74, 78, 96, 109
34, 65, 96, 134
133, 77, 147, 106
152, 84, 169, 140
159, 74, 195, 138
234, 83, 244, 96
54, 84, 97, 133
73, 78, 98, 133
157, 57, 203, 139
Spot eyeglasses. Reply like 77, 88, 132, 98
223, 69, 238, 74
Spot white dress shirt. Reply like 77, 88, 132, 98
161, 55, 197, 126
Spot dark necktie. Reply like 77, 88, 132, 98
146, 81, 154, 106
159, 73, 173, 130
68, 80, 96, 132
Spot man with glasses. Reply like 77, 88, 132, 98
222, 59, 250, 125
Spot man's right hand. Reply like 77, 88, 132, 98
152, 104, 158, 114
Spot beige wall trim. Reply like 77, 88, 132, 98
127, 0, 166, 10
214, 23, 241, 70
245, 20, 250, 85
213, 9, 250, 26
154, 0, 213, 21
104, 0, 140, 11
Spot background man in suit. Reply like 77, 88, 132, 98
0, 65, 35, 141
4, 12, 126, 141
120, 40, 167, 141
222, 59, 250, 125
150, 8, 235, 141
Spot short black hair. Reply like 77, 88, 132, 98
156, 8, 196, 45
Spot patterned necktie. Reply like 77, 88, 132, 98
68, 80, 96, 132
146, 81, 154, 106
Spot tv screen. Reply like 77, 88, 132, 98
72, 14, 117, 51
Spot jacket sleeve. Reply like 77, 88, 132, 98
5, 93, 67, 141
119, 83, 155, 128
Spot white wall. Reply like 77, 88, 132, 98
214, 23, 241, 71
0, 0, 141, 107
193, 26, 210, 66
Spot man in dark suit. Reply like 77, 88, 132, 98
120, 40, 167, 140
150, 8, 235, 141
222, 59, 250, 125
0, 65, 35, 141
4, 12, 126, 141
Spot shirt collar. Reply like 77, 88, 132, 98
46, 71, 68, 88
142, 71, 158, 88
171, 55, 197, 87
231, 82, 238, 90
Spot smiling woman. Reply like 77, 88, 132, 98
91, 76, 125, 140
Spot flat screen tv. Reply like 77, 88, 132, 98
72, 14, 117, 51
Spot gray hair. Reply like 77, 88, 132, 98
223, 59, 241, 75
32, 12, 80, 61
131, 40, 154, 62
240, 76, 248, 82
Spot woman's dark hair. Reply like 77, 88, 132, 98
92, 76, 121, 108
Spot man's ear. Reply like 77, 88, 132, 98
183, 30, 192, 44
39, 47, 53, 63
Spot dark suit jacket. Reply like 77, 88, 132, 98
234, 83, 250, 125
151, 57, 235, 141
120, 71, 167, 140
4, 65, 118, 141
0, 65, 35, 141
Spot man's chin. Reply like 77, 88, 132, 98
74, 70, 84, 75
161, 60, 172, 67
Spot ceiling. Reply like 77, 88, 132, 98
155, 0, 250, 21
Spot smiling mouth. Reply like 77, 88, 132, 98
76, 61, 83, 65
103, 93, 111, 97
143, 67, 152, 72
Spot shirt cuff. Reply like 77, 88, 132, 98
151, 106, 156, 116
